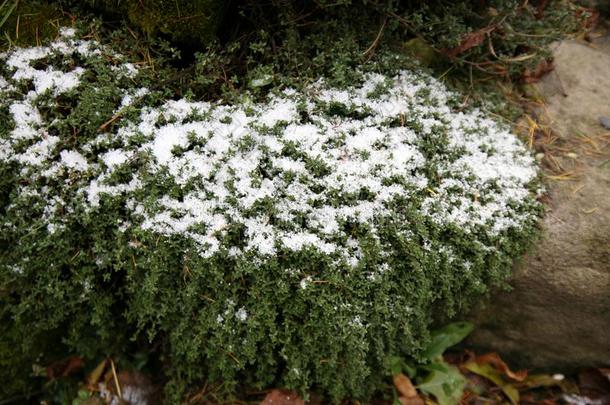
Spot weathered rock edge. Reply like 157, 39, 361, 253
467, 39, 610, 369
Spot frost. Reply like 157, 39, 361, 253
60, 150, 89, 171
236, 307, 248, 322
0, 29, 541, 275
102, 149, 130, 168
300, 276, 313, 290
59, 27, 77, 38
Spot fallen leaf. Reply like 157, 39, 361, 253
46, 356, 85, 379
417, 360, 466, 405
422, 321, 474, 360
444, 28, 493, 58
474, 353, 527, 382
463, 361, 519, 405
394, 373, 417, 398
520, 374, 562, 388
578, 368, 610, 400
522, 59, 554, 83
398, 395, 425, 405
261, 389, 305, 405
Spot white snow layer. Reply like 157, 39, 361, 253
0, 30, 540, 266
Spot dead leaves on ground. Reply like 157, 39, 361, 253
521, 60, 554, 84
256, 365, 610, 405
515, 107, 610, 183
385, 352, 608, 405
261, 389, 306, 405
41, 354, 609, 404
444, 28, 494, 59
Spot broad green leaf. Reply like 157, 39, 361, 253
387, 355, 418, 378
388, 356, 403, 376
417, 361, 466, 405
422, 321, 473, 360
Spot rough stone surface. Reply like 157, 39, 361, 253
466, 39, 610, 369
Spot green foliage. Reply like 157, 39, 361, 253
389, 321, 473, 405
422, 321, 474, 360
65, 0, 226, 45
417, 362, 467, 405
26, 0, 584, 109
0, 0, 65, 47
0, 0, 18, 30
0, 28, 543, 404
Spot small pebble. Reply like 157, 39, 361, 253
553, 373, 565, 381
566, 152, 578, 159
599, 116, 610, 130
535, 153, 545, 161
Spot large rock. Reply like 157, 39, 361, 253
466, 39, 610, 369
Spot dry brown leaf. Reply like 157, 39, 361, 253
535, 0, 550, 18
393, 373, 418, 398
522, 59, 554, 83
46, 356, 85, 379
399, 395, 425, 405
444, 28, 493, 58
475, 352, 527, 382
575, 7, 599, 31
579, 368, 610, 400
260, 389, 305, 405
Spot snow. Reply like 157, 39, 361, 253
0, 29, 541, 270
236, 307, 248, 322
60, 150, 89, 171
101, 149, 130, 168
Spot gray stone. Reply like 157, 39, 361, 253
466, 40, 610, 369
600, 116, 610, 129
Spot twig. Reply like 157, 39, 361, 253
110, 358, 122, 399
363, 17, 387, 60
98, 112, 123, 132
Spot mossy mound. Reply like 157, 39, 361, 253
0, 29, 541, 402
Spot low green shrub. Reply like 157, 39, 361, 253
19, 1, 584, 102
0, 0, 65, 47
0, 28, 541, 402
69, 0, 226, 45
